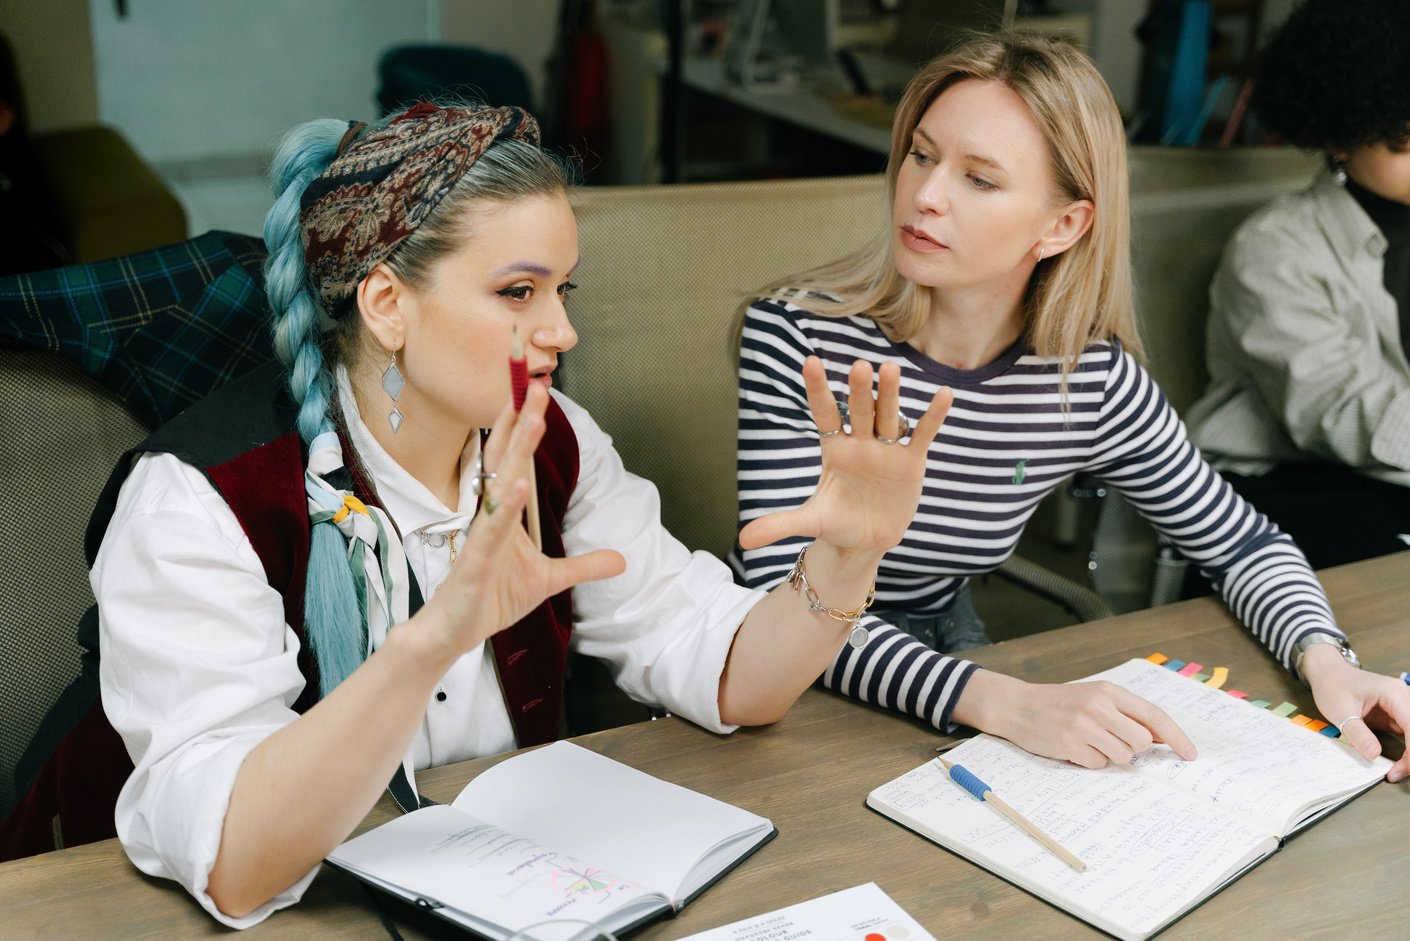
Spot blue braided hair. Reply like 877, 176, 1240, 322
262, 111, 571, 698
264, 118, 368, 696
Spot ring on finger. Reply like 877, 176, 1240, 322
1340, 714, 1364, 729
876, 413, 911, 446
819, 401, 850, 439
470, 452, 498, 497
472, 451, 499, 513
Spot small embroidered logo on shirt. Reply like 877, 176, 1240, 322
1011, 459, 1028, 485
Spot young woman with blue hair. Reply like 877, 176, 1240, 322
12, 102, 951, 923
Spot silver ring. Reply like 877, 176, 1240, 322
876, 413, 911, 446
471, 452, 497, 497
819, 401, 850, 439
1340, 714, 1363, 729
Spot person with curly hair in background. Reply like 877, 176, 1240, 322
1187, 0, 1410, 570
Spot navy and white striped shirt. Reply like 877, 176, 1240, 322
736, 299, 1341, 731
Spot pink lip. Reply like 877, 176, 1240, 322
900, 225, 947, 253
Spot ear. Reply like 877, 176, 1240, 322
356, 262, 407, 354
1037, 198, 1095, 260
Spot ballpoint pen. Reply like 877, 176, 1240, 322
937, 756, 1087, 872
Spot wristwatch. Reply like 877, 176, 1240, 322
1292, 631, 1360, 685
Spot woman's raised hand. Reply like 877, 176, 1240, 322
738, 355, 953, 554
416, 382, 625, 658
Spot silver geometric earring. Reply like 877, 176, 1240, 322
382, 349, 405, 433
1332, 156, 1348, 186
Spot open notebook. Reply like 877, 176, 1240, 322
868, 658, 1390, 941
329, 741, 776, 939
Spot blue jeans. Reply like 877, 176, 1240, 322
872, 583, 990, 653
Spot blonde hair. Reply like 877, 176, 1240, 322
756, 32, 1141, 372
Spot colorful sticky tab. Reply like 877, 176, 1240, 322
1145, 656, 1329, 738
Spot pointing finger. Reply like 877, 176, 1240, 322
1120, 690, 1198, 761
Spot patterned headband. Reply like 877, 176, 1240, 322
299, 101, 541, 314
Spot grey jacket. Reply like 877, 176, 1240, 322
1187, 171, 1410, 486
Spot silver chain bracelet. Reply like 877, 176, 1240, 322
786, 542, 876, 649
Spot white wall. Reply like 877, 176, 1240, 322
1261, 0, 1299, 39
439, 0, 558, 112
88, 0, 437, 165
1059, 0, 1145, 117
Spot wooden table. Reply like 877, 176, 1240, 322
4, 554, 1408, 940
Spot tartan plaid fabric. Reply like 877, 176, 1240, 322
0, 230, 275, 428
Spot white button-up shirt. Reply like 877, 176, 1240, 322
94, 383, 761, 927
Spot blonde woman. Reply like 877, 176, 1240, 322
735, 33, 1410, 780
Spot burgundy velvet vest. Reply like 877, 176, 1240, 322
0, 362, 580, 860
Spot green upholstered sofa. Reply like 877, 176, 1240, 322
0, 31, 185, 272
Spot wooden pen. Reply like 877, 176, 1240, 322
937, 756, 1087, 872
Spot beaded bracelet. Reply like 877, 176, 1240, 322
786, 542, 876, 649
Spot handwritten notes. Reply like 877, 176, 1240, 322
1087, 660, 1390, 833
327, 742, 775, 940
868, 658, 1392, 941
871, 738, 1272, 940
331, 806, 660, 930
